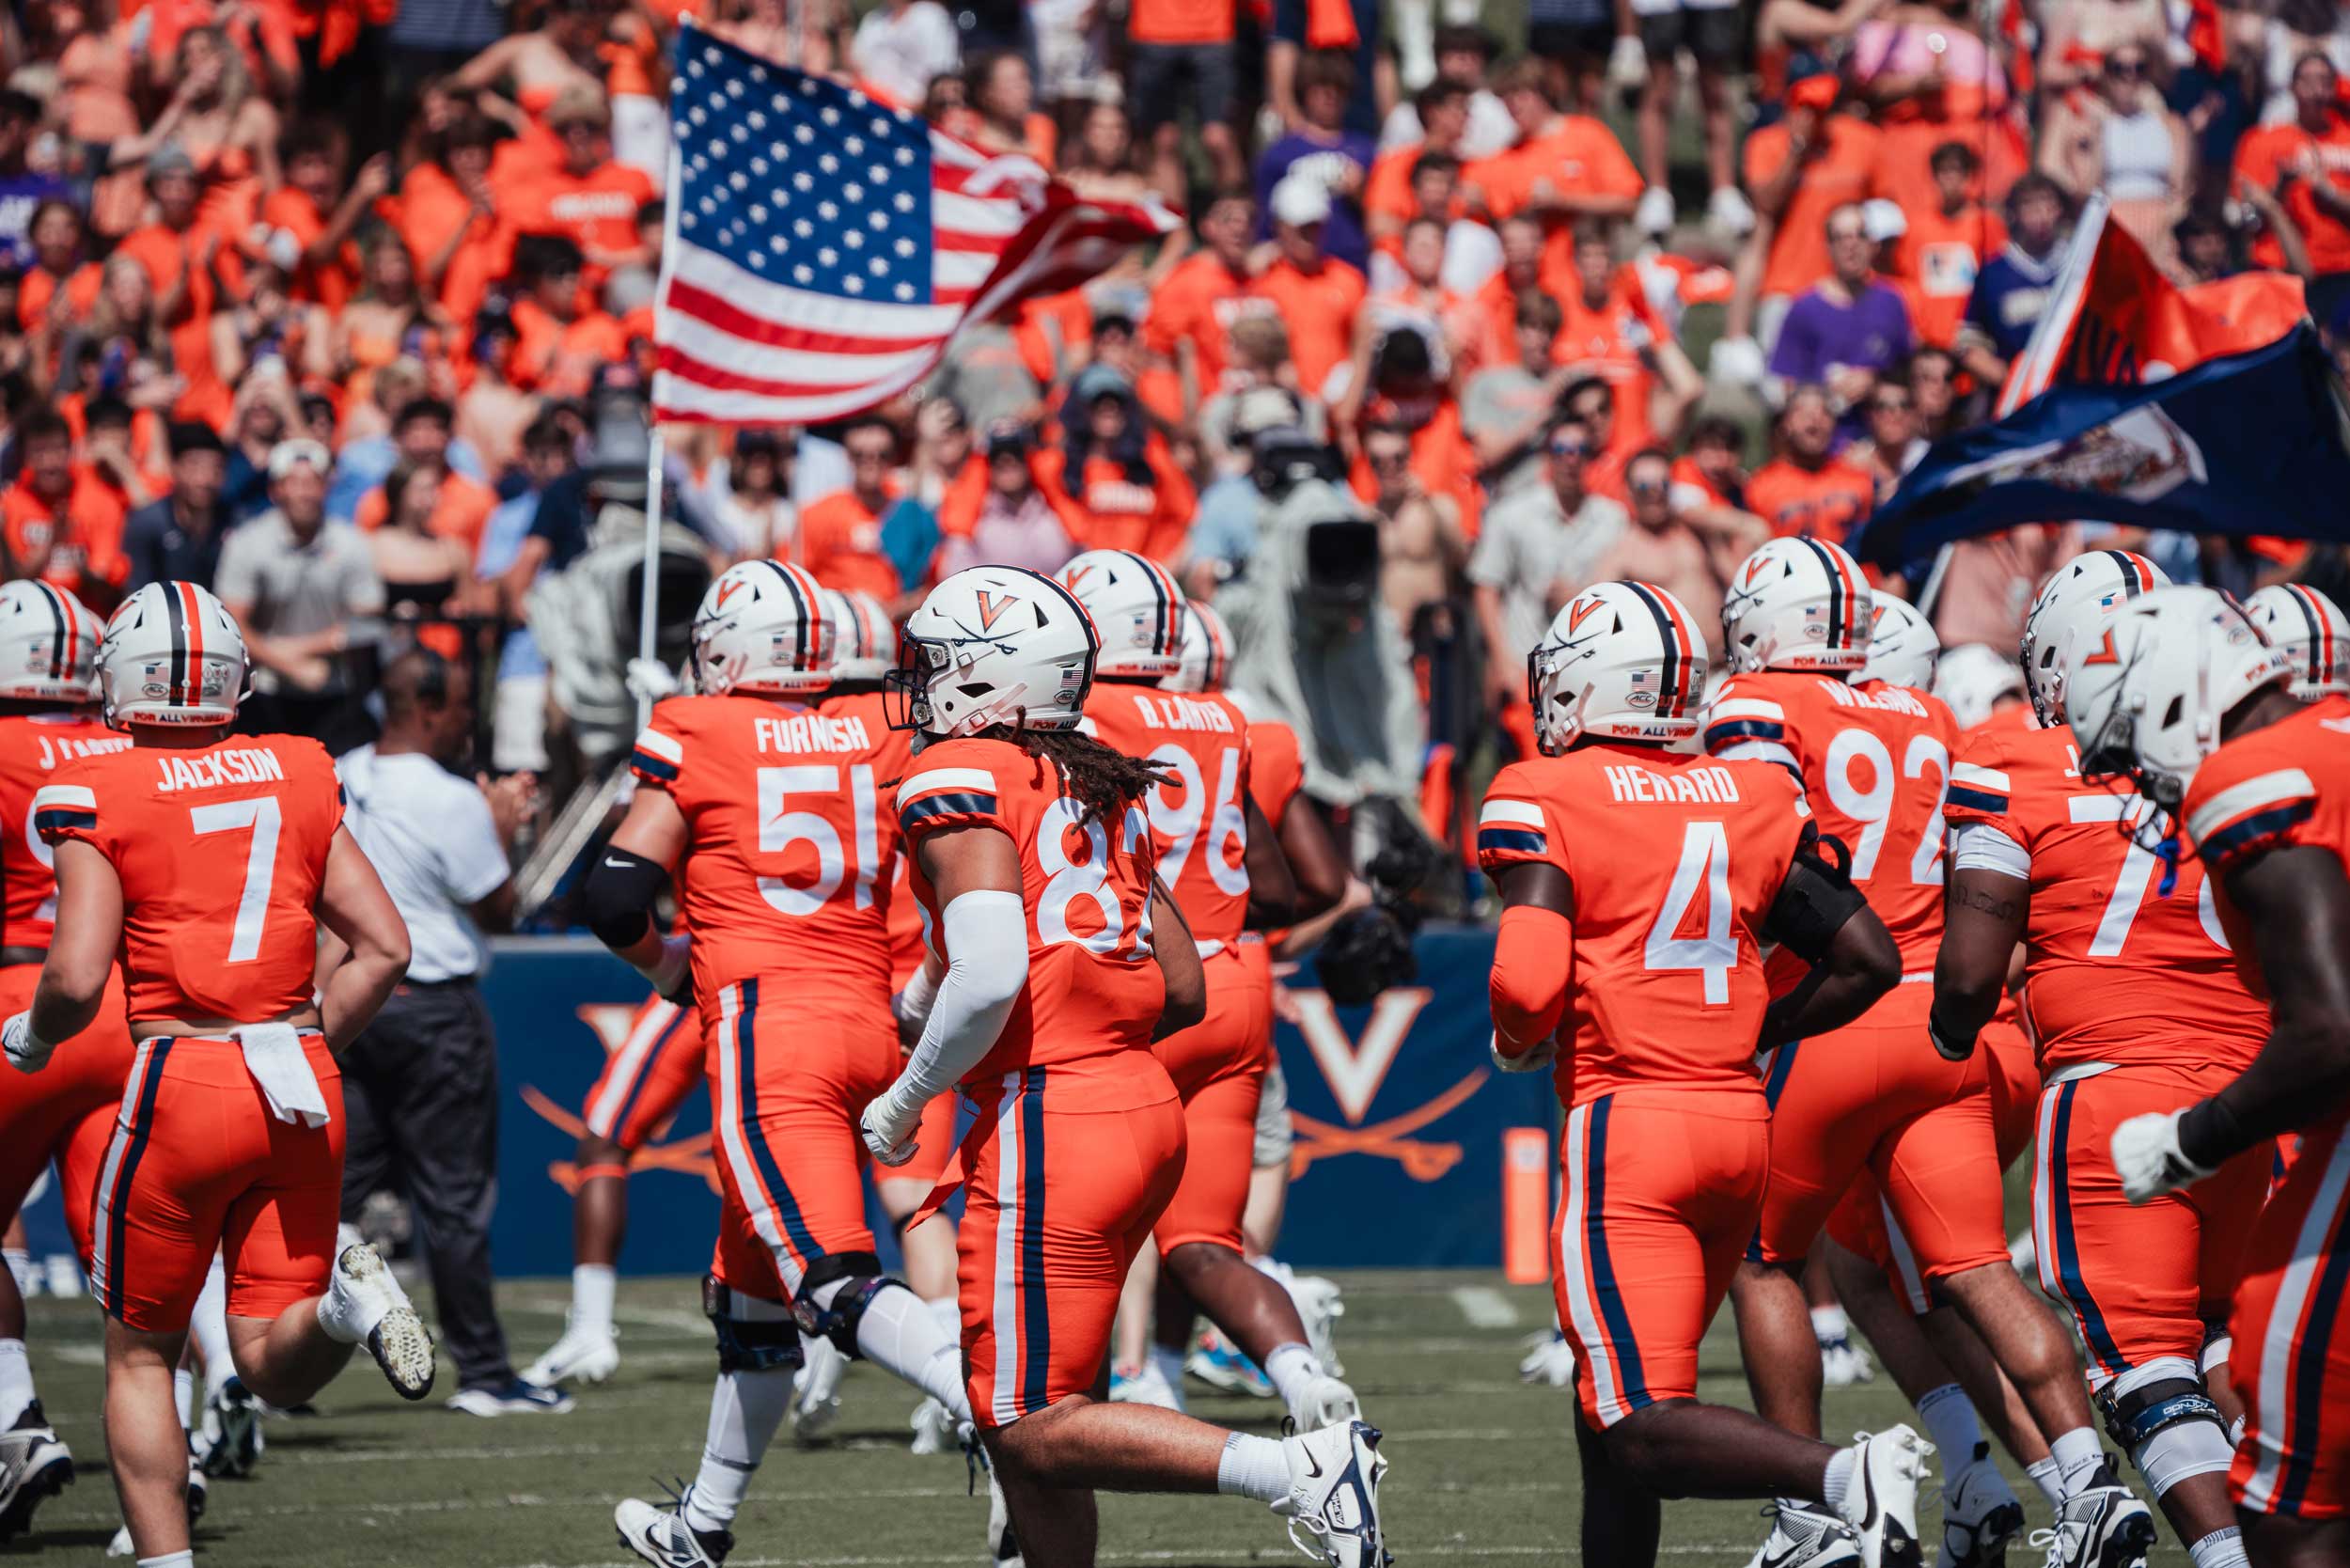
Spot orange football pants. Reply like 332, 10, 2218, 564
582, 995, 705, 1152
2231, 1107, 2350, 1521
1152, 946, 1273, 1255
0, 961, 134, 1259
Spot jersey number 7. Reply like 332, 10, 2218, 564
190, 796, 281, 964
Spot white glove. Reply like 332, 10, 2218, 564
626, 658, 682, 706
860, 1093, 920, 1168
1709, 335, 1768, 387
1491, 1031, 1557, 1074
1608, 32, 1650, 88
2111, 1109, 2217, 1203
3, 1011, 53, 1074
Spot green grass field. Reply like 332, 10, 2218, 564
10, 1270, 2195, 1566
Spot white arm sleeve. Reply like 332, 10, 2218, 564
877, 888, 1028, 1123
1950, 822, 2031, 880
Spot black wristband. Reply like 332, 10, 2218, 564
2177, 1097, 2249, 1171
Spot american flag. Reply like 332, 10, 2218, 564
650, 23, 1178, 425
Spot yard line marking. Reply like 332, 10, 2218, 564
1449, 1286, 1521, 1329
505, 1544, 1762, 1568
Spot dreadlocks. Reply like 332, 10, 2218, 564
992, 727, 1170, 824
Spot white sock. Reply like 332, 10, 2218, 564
837, 1280, 969, 1419
1263, 1341, 1325, 1419
572, 1264, 618, 1337
2025, 1456, 2066, 1508
174, 1367, 195, 1428
2, 1248, 31, 1293
1220, 1432, 1292, 1503
1916, 1383, 1983, 1467
1810, 1304, 1851, 1342
682, 1368, 791, 1536
1822, 1447, 1858, 1513
191, 1255, 232, 1384
2188, 1526, 2249, 1568
0, 1338, 33, 1427
1148, 1341, 1188, 1390
137, 1554, 195, 1568
926, 1295, 960, 1339
2051, 1426, 2106, 1497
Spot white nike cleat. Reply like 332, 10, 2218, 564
986, 1468, 1024, 1568
1837, 1426, 1933, 1568
0, 1403, 73, 1544
198, 1377, 264, 1477
615, 1494, 731, 1567
1295, 1375, 1361, 1431
1938, 1446, 2025, 1568
790, 1334, 847, 1443
1518, 1327, 1577, 1388
317, 1242, 436, 1400
1111, 1359, 1183, 1411
1261, 1258, 1347, 1376
1276, 1419, 1388, 1568
522, 1313, 620, 1388
2029, 1463, 2155, 1568
908, 1396, 958, 1455
1745, 1504, 1863, 1568
1819, 1334, 1877, 1388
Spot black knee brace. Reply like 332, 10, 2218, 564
2097, 1375, 2225, 1457
791, 1252, 901, 1359
703, 1274, 804, 1374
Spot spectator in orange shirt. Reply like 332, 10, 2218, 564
799, 415, 910, 605
16, 199, 101, 338
353, 398, 499, 557
964, 51, 1057, 166
1462, 62, 1642, 231
1722, 77, 1883, 373
1129, 0, 1245, 194
1464, 290, 1576, 497
1367, 83, 1472, 251
2239, 52, 2350, 279
1146, 190, 1260, 413
1366, 152, 1505, 297
1558, 374, 1633, 503
507, 85, 657, 286
1250, 177, 1367, 401
507, 236, 628, 400
1672, 412, 1750, 508
1036, 365, 1195, 562
0, 404, 129, 602
112, 146, 243, 427
1347, 325, 1481, 535
1881, 140, 2009, 347
1745, 384, 1876, 542
258, 120, 391, 313
1470, 213, 1549, 367
1346, 217, 1484, 405
1553, 219, 1702, 454
402, 115, 514, 328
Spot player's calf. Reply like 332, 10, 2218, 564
2093, 1357, 2244, 1566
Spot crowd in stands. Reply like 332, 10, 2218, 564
0, 0, 2345, 889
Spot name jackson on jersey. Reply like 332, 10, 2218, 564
150, 746, 290, 792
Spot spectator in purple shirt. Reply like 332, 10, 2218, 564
1768, 202, 1916, 440
1254, 50, 1379, 274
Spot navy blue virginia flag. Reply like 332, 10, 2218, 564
1852, 325, 2350, 571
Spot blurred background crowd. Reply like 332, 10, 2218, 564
2, 0, 2348, 914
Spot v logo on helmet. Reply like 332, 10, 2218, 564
976, 590, 1019, 632
1745, 557, 1771, 587
2082, 628, 2123, 666
714, 578, 746, 610
1568, 598, 1606, 634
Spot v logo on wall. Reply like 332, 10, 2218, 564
516, 1004, 719, 1196
1285, 986, 1486, 1183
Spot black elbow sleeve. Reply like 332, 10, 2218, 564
583, 847, 667, 951
1762, 831, 1870, 964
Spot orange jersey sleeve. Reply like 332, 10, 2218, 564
1705, 671, 1954, 971
893, 736, 1166, 1086
629, 691, 909, 1013
1945, 720, 2265, 1070
38, 736, 342, 1024
0, 714, 131, 949
1477, 746, 1809, 1105
1083, 686, 1254, 949
2183, 695, 2350, 996
1246, 715, 1305, 825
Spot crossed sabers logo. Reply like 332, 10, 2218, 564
1286, 987, 1486, 1182
518, 1003, 721, 1195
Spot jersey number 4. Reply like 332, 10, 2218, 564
190, 797, 281, 964
1646, 820, 1734, 1005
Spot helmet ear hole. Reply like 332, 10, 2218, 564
2161, 694, 2185, 729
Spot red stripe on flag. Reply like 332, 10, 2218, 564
662, 277, 940, 355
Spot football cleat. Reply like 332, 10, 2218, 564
446, 1378, 574, 1417
616, 1492, 732, 1567
1519, 1327, 1577, 1388
1276, 1420, 1389, 1568
1260, 1258, 1347, 1376
522, 1314, 620, 1388
1818, 1333, 1876, 1388
318, 1243, 436, 1400
908, 1396, 959, 1455
1938, 1445, 2025, 1568
2028, 1465, 2155, 1568
1746, 1504, 1863, 1568
0, 1402, 72, 1544
1295, 1375, 1362, 1431
1188, 1328, 1274, 1398
199, 1377, 264, 1477
1112, 1359, 1184, 1411
790, 1334, 848, 1444
1837, 1427, 1933, 1568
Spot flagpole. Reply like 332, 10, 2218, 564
639, 126, 690, 731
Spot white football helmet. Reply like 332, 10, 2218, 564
692, 560, 834, 696
1529, 580, 1711, 752
98, 581, 247, 728
1719, 537, 1873, 674
886, 565, 1099, 737
1934, 643, 2028, 731
2019, 547, 2168, 727
2061, 585, 2293, 809
1163, 601, 1232, 695
1057, 549, 1183, 679
1863, 594, 1939, 691
2243, 583, 2350, 700
0, 581, 103, 703
821, 587, 896, 683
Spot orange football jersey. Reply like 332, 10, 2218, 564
37, 735, 341, 1024
1247, 715, 1305, 826
630, 690, 912, 1009
0, 713, 129, 949
2182, 694, 2350, 1000
1942, 720, 2265, 1071
893, 736, 1166, 1086
1705, 672, 1959, 973
1477, 744, 1811, 1106
1084, 685, 1254, 949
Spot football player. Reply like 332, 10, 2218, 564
0, 581, 120, 1542
2060, 586, 2350, 1568
1057, 552, 1358, 1434
1708, 539, 2154, 1568
1935, 551, 2263, 1568
861, 565, 1386, 1568
1481, 580, 1928, 1568
4, 582, 428, 1568
588, 563, 972, 1568
2242, 583, 2350, 704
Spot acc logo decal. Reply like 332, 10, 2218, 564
975, 589, 1019, 632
